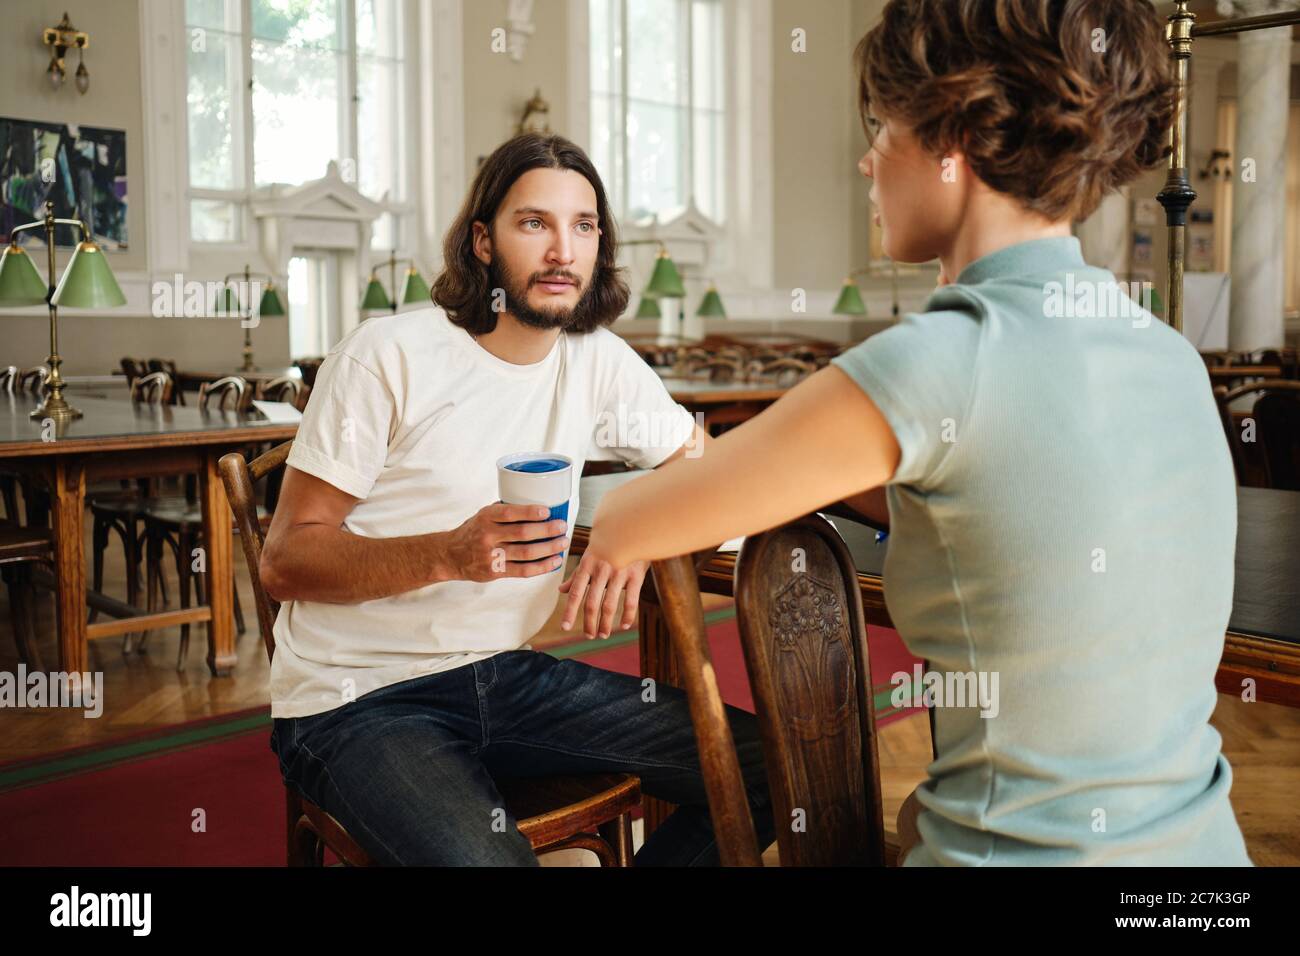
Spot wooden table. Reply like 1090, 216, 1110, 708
570, 473, 1300, 831
658, 374, 791, 433
0, 394, 297, 677
1222, 486, 1300, 701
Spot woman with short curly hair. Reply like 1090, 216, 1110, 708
577, 0, 1252, 865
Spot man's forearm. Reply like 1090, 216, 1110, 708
261, 524, 451, 604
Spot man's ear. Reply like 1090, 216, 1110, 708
471, 221, 492, 266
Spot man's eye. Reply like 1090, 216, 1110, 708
523, 219, 543, 230
576, 221, 595, 233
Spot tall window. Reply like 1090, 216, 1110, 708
589, 0, 726, 225
185, 0, 407, 247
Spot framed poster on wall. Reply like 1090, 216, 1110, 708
0, 117, 127, 249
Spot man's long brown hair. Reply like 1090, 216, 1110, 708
431, 133, 629, 335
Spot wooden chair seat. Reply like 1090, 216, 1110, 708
220, 440, 642, 867
0, 524, 52, 563
500, 772, 641, 850
89, 489, 185, 517
290, 772, 640, 866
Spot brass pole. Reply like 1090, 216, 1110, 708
241, 263, 255, 372
389, 249, 398, 314
1156, 0, 1196, 336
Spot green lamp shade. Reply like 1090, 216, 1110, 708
1148, 287, 1164, 317
0, 243, 48, 306
634, 295, 661, 319
401, 268, 430, 305
832, 278, 867, 316
644, 250, 686, 299
696, 286, 726, 317
258, 284, 286, 316
212, 284, 240, 316
51, 241, 126, 308
361, 275, 391, 310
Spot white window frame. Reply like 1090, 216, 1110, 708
176, 0, 420, 252
570, 0, 774, 295
140, 0, 462, 322
588, 0, 723, 226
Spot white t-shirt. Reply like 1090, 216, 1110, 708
270, 307, 696, 718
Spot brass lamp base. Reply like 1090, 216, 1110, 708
31, 394, 83, 423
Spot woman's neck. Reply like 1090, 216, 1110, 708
939, 188, 1073, 282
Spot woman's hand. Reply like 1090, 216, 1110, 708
558, 541, 649, 639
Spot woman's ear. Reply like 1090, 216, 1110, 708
943, 136, 976, 183
471, 221, 492, 266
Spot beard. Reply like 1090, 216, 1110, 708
487, 253, 599, 332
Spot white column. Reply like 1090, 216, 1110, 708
1227, 1, 1295, 351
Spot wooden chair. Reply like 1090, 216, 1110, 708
18, 367, 49, 395
749, 357, 814, 387
713, 346, 748, 364
136, 376, 252, 669
2, 367, 55, 527
197, 375, 251, 414
1255, 388, 1300, 491
130, 371, 174, 406
0, 525, 53, 670
1238, 347, 1297, 378
119, 357, 146, 389
1213, 380, 1300, 488
257, 376, 306, 411
251, 377, 307, 513
146, 358, 184, 404
217, 441, 640, 867
293, 358, 323, 388
1261, 347, 1299, 380
690, 358, 743, 384
1200, 350, 1235, 369
672, 348, 711, 376
89, 371, 179, 644
650, 512, 887, 866
619, 333, 694, 368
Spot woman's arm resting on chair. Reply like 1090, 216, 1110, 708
586, 365, 900, 567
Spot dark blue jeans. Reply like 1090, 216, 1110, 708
270, 648, 775, 866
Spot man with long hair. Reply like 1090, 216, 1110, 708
258, 132, 773, 865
